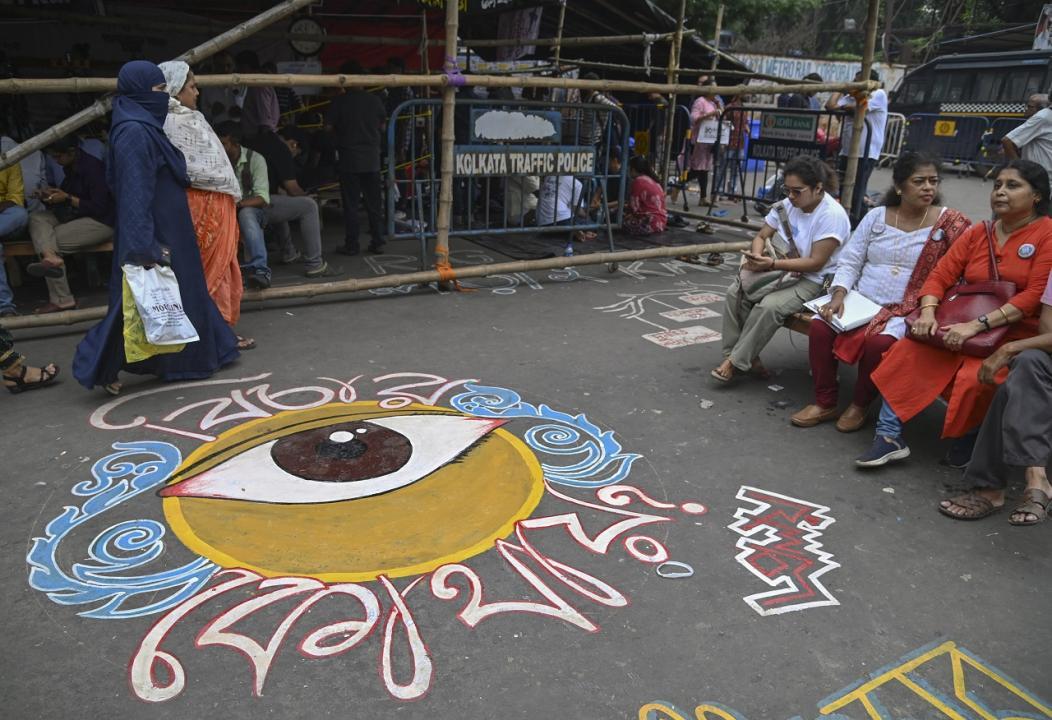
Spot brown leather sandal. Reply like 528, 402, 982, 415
938, 493, 1003, 521
1008, 488, 1051, 526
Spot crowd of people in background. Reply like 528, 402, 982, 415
1, 57, 1049, 527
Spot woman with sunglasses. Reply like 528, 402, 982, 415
713, 155, 850, 383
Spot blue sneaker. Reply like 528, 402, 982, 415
855, 435, 911, 467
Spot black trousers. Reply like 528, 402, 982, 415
964, 349, 1052, 489
339, 170, 384, 249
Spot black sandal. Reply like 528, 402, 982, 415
3, 363, 60, 394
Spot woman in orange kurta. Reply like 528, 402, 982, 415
159, 61, 254, 350
856, 160, 1052, 467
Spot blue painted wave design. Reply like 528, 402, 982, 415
451, 384, 641, 488
26, 442, 218, 620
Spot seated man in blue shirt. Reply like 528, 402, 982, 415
26, 135, 115, 313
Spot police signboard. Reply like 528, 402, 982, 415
454, 146, 595, 176
760, 112, 819, 142
747, 138, 825, 162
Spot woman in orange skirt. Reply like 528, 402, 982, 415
856, 160, 1052, 468
159, 61, 254, 350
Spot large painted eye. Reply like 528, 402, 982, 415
162, 404, 543, 581
160, 414, 506, 504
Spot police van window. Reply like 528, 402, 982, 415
931, 71, 970, 102
973, 72, 1001, 103
902, 80, 927, 105
1001, 69, 1043, 103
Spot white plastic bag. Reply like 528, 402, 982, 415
122, 264, 199, 346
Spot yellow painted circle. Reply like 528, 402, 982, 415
162, 402, 544, 582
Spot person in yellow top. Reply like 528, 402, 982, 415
0, 159, 28, 316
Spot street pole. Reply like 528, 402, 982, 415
433, 0, 460, 286
660, 0, 687, 187
840, 0, 881, 220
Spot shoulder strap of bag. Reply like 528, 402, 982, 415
983, 220, 1001, 282
241, 148, 255, 195
774, 202, 802, 257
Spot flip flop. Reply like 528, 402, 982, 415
34, 302, 76, 315
26, 259, 65, 279
236, 335, 257, 351
710, 366, 735, 383
1008, 488, 1051, 526
938, 492, 1003, 521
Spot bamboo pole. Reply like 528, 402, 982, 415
0, 0, 317, 170
660, 0, 687, 187
433, 0, 460, 285
840, 0, 882, 219
462, 29, 695, 48
552, 0, 568, 68
3, 6, 694, 50
554, 57, 815, 85
0, 241, 751, 332
709, 5, 725, 73
0, 73, 876, 97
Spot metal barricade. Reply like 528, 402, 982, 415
386, 98, 630, 268
901, 113, 991, 167
684, 106, 865, 223
878, 112, 907, 167
975, 117, 1026, 172
622, 101, 691, 175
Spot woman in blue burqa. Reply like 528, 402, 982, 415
74, 61, 239, 394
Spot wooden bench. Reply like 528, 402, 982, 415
785, 311, 815, 335
2, 236, 114, 288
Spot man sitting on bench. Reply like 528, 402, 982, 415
26, 136, 114, 313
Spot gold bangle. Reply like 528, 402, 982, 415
997, 307, 1009, 323
919, 302, 939, 310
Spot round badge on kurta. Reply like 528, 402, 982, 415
1019, 243, 1036, 259
160, 402, 544, 582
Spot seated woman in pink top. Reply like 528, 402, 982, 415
623, 155, 668, 235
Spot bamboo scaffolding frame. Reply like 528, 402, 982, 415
840, 0, 881, 217
0, 0, 317, 169
709, 5, 725, 73
0, 241, 751, 332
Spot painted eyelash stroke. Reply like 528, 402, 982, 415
159, 414, 507, 505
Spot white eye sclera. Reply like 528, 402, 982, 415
160, 414, 507, 504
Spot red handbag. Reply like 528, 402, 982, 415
904, 221, 1016, 358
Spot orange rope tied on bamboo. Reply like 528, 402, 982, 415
433, 244, 473, 291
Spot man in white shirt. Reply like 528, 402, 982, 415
1002, 94, 1052, 184
536, 174, 584, 226
827, 69, 888, 225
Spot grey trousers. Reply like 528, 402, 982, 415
721, 276, 823, 371
29, 211, 113, 306
963, 349, 1052, 490
265, 195, 323, 271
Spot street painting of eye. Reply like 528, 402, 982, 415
160, 414, 507, 504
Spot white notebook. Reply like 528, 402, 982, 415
803, 290, 883, 333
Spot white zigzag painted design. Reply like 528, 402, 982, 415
727, 485, 840, 616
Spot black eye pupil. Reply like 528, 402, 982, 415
317, 435, 367, 460
270, 421, 413, 483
